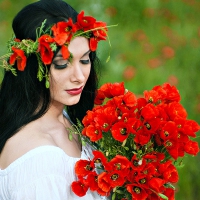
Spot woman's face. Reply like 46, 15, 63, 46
49, 36, 91, 106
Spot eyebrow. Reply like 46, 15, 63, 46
55, 50, 91, 59
81, 50, 91, 58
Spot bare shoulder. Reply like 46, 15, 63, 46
0, 119, 81, 169
0, 121, 58, 169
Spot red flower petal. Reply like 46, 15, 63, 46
89, 37, 98, 51
10, 47, 27, 71
75, 160, 94, 177
61, 45, 70, 59
77, 10, 96, 30
111, 121, 129, 142
71, 180, 88, 197
38, 35, 54, 64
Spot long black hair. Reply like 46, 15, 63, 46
0, 0, 100, 153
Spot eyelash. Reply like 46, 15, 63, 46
53, 59, 90, 70
80, 59, 90, 64
54, 63, 68, 69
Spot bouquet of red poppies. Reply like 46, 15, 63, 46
71, 82, 199, 200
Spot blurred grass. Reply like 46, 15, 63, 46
0, 0, 200, 199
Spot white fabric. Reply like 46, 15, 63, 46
0, 145, 106, 200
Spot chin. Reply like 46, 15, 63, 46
65, 98, 81, 106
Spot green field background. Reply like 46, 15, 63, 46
0, 0, 200, 199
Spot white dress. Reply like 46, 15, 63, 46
0, 111, 107, 200
0, 145, 106, 200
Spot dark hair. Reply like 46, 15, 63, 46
0, 0, 100, 153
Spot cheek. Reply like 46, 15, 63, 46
49, 72, 61, 97
84, 65, 91, 80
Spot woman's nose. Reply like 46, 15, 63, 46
70, 63, 85, 83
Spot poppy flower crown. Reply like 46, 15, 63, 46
0, 11, 109, 88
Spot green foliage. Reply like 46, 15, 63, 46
0, 0, 200, 199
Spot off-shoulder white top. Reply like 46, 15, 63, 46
0, 145, 106, 200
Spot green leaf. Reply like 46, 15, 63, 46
164, 183, 176, 190
68, 133, 73, 141
158, 193, 168, 200
82, 140, 86, 146
123, 146, 129, 151
106, 55, 110, 63
112, 192, 116, 200
45, 79, 50, 88
116, 190, 124, 194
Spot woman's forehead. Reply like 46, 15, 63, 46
55, 37, 90, 59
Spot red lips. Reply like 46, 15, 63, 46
66, 86, 83, 95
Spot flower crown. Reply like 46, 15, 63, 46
0, 11, 108, 88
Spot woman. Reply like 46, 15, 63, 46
0, 0, 108, 199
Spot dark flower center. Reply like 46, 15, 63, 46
120, 128, 127, 135
140, 178, 146, 184
134, 187, 141, 194
145, 122, 151, 130
85, 164, 93, 171
111, 174, 119, 181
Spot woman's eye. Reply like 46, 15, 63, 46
80, 59, 90, 65
53, 62, 69, 69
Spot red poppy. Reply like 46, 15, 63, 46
137, 98, 148, 113
98, 83, 113, 98
156, 104, 169, 121
98, 170, 125, 190
144, 152, 165, 163
92, 150, 108, 167
94, 106, 117, 132
162, 46, 175, 59
14, 38, 21, 42
82, 110, 95, 126
92, 21, 108, 40
109, 155, 131, 176
158, 161, 179, 183
152, 85, 168, 101
98, 172, 112, 193
123, 91, 137, 108
94, 89, 106, 105
160, 121, 178, 141
130, 155, 145, 170
162, 83, 181, 103
110, 82, 125, 97
85, 124, 103, 142
134, 174, 150, 190
51, 19, 77, 45
163, 188, 175, 200
111, 121, 129, 142
85, 171, 99, 191
144, 89, 161, 104
38, 35, 54, 64
142, 162, 158, 179
164, 139, 178, 160
77, 10, 96, 30
61, 45, 70, 60
148, 177, 165, 193
167, 102, 187, 120
9, 47, 27, 71
108, 170, 125, 188
126, 184, 148, 200
89, 37, 98, 51
141, 103, 159, 121
180, 119, 199, 137
143, 118, 161, 134
71, 178, 88, 197
126, 117, 142, 135
134, 129, 151, 145
184, 140, 199, 156
74, 160, 94, 177
96, 187, 110, 196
